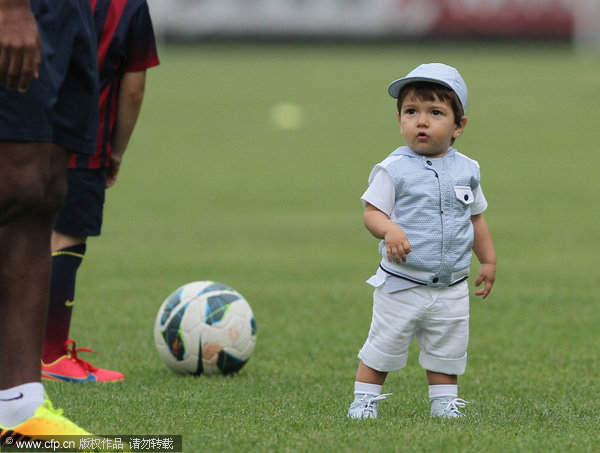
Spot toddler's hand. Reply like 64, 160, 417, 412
474, 263, 496, 299
385, 228, 411, 264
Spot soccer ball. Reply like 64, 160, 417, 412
154, 281, 257, 376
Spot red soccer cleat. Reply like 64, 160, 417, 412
42, 339, 124, 383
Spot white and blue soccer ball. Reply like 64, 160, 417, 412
154, 281, 257, 376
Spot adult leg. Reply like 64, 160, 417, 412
0, 141, 70, 389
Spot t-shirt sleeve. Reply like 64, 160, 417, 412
361, 167, 395, 216
470, 184, 488, 215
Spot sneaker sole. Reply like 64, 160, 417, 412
41, 372, 89, 383
42, 372, 125, 383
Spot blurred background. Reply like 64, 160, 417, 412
149, 0, 600, 51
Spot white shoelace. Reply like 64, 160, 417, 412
442, 397, 470, 416
361, 393, 392, 416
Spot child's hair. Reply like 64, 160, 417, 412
397, 81, 465, 128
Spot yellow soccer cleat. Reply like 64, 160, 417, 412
0, 396, 90, 443
0, 396, 122, 452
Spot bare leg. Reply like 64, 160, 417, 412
356, 361, 388, 385
0, 142, 70, 389
51, 232, 87, 253
426, 370, 458, 386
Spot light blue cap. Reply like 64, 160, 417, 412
387, 63, 468, 111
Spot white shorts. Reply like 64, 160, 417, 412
358, 281, 469, 375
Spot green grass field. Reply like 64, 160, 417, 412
45, 42, 599, 452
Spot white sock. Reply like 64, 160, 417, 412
0, 382, 45, 428
429, 384, 458, 400
354, 381, 382, 396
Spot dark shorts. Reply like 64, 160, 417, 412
0, 0, 98, 155
54, 169, 106, 237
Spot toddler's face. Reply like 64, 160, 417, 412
398, 91, 466, 158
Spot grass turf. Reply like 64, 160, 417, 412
44, 42, 600, 452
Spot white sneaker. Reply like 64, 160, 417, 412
430, 396, 469, 418
347, 393, 392, 419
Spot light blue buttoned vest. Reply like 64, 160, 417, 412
372, 146, 482, 287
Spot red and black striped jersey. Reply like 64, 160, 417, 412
70, 0, 159, 169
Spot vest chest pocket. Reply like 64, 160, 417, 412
454, 186, 474, 205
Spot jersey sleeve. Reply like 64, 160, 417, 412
124, 1, 159, 72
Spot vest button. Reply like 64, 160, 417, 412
426, 160, 432, 166
464, 194, 469, 201
432, 277, 439, 283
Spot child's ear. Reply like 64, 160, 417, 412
397, 112, 401, 123
453, 116, 468, 139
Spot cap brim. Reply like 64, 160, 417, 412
387, 77, 453, 98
